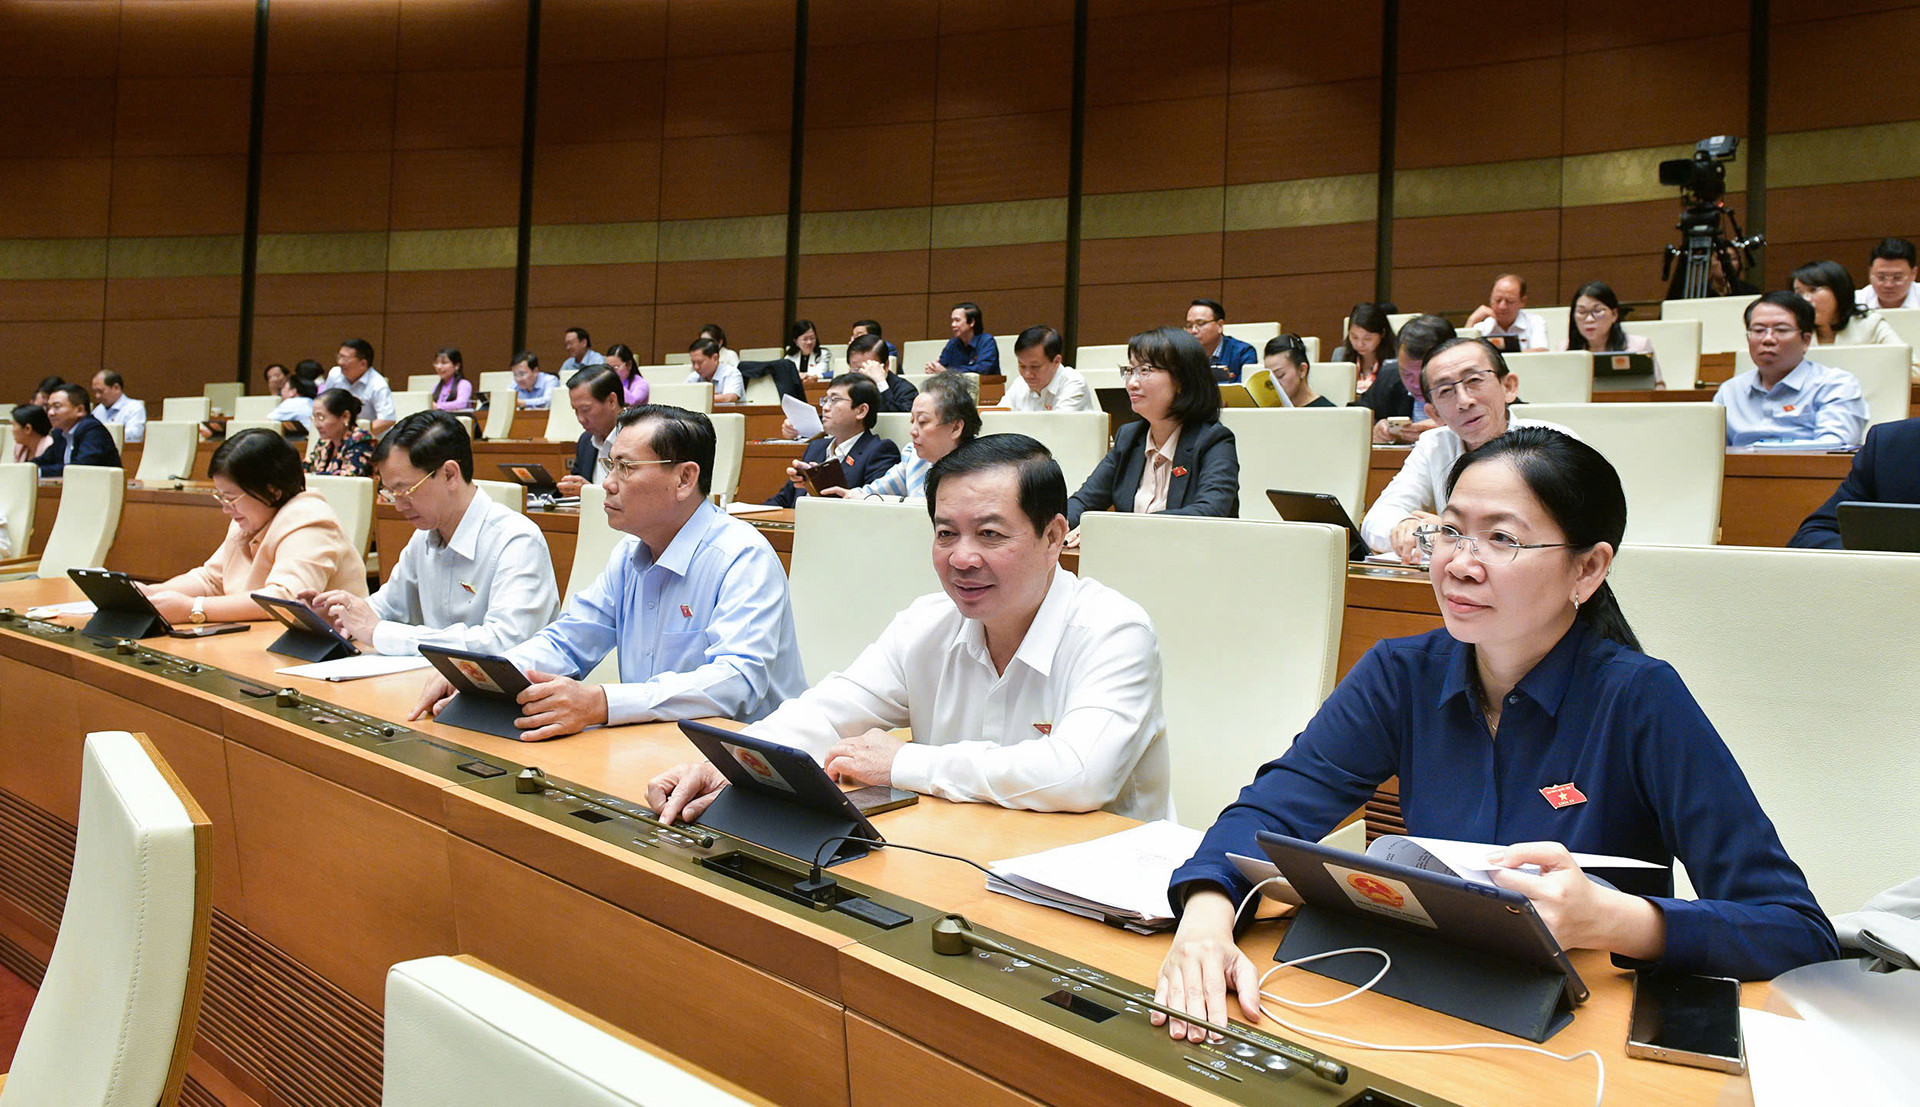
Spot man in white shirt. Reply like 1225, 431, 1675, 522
1856, 237, 1919, 311
1714, 292, 1868, 448
88, 369, 148, 443
1362, 337, 1570, 561
321, 337, 397, 433
649, 434, 1172, 825
266, 375, 317, 437
559, 326, 607, 375
304, 411, 559, 657
685, 338, 744, 403
1465, 274, 1549, 350
1001, 325, 1092, 412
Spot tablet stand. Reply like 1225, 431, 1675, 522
434, 691, 526, 740
81, 607, 169, 640
265, 625, 357, 663
695, 786, 871, 867
1275, 904, 1577, 1042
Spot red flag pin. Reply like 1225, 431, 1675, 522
680, 604, 693, 618
1033, 723, 1053, 735
1172, 466, 1188, 477
1539, 782, 1587, 809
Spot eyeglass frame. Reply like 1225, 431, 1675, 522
1424, 369, 1501, 406
1413, 522, 1571, 563
1745, 324, 1804, 340
1119, 362, 1171, 382
604, 456, 679, 482
376, 468, 438, 505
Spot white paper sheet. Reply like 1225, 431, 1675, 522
27, 600, 97, 617
987, 820, 1203, 928
1742, 1008, 1902, 1104
725, 501, 782, 516
780, 393, 822, 439
274, 654, 432, 681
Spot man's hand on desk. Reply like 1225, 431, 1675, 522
515, 671, 608, 742
1152, 889, 1263, 1042
1389, 512, 1438, 565
409, 673, 457, 721
648, 760, 730, 824
823, 729, 905, 787
303, 588, 377, 642
556, 474, 588, 496
140, 588, 195, 623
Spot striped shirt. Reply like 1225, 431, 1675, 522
854, 442, 931, 501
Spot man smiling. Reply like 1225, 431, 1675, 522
649, 434, 1171, 825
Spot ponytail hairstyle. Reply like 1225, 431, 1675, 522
1444, 425, 1640, 651
434, 347, 466, 402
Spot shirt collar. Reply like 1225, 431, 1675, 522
643, 499, 721, 577
1438, 620, 1588, 718
1145, 425, 1182, 463
829, 430, 865, 461
950, 564, 1074, 677
434, 489, 492, 558
1750, 359, 1813, 395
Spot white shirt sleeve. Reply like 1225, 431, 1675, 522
369, 530, 560, 657
746, 619, 917, 758
124, 399, 147, 443
1052, 369, 1094, 412
1360, 434, 1448, 552
508, 544, 626, 679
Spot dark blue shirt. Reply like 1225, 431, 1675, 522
1208, 334, 1258, 383
1170, 623, 1837, 981
936, 332, 999, 374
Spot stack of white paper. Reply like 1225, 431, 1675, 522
725, 502, 781, 516
780, 393, 822, 440
987, 820, 1203, 933
275, 655, 432, 681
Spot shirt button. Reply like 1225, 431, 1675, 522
1506, 694, 1520, 705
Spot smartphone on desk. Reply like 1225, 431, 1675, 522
169, 622, 251, 638
842, 784, 918, 816
1626, 970, 1745, 1074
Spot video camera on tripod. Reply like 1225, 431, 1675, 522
1660, 135, 1764, 299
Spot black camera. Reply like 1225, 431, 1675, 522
1659, 136, 1761, 301
1658, 135, 1739, 203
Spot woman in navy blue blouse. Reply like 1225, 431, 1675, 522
1155, 426, 1836, 1040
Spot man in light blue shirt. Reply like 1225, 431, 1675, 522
559, 326, 607, 376
322, 337, 398, 432
265, 375, 317, 436
510, 351, 559, 409
411, 404, 806, 740
89, 369, 147, 443
1714, 291, 1869, 449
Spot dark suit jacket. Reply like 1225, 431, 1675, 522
34, 432, 66, 478
1789, 417, 1920, 549
764, 430, 902, 507
1066, 419, 1239, 526
877, 373, 918, 413
60, 415, 121, 472
572, 431, 601, 483
1350, 360, 1417, 421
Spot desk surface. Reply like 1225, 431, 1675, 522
0, 575, 1758, 1107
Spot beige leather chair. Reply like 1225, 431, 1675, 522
663, 352, 692, 365
543, 395, 585, 443
1519, 403, 1725, 546
100, 420, 126, 452
637, 365, 683, 385
1504, 351, 1595, 403
872, 412, 913, 452
133, 422, 199, 484
0, 463, 36, 560
201, 380, 244, 416
992, 334, 1017, 372
978, 411, 1109, 494
1661, 293, 1759, 353
0, 731, 210, 1107
565, 484, 622, 605
1079, 368, 1124, 393
1610, 544, 1920, 912
224, 419, 283, 438
474, 479, 525, 514
1077, 514, 1346, 822
381, 955, 758, 1107
1622, 318, 1703, 388
1877, 306, 1920, 354
1218, 407, 1372, 523
5, 465, 124, 580
1386, 311, 1420, 332
789, 498, 935, 684
478, 370, 515, 397
709, 413, 745, 505
1310, 359, 1358, 405
231, 395, 281, 421
391, 391, 433, 419
160, 396, 210, 423
739, 346, 782, 362
484, 390, 517, 440
1816, 344, 1913, 428
407, 373, 440, 393
646, 382, 714, 414
1531, 304, 1571, 345
739, 374, 781, 406
901, 338, 947, 369
1223, 321, 1280, 347
306, 474, 375, 561
1074, 343, 1129, 372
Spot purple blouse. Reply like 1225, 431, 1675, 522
432, 376, 474, 411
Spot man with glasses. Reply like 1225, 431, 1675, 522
411, 405, 807, 739
763, 373, 900, 507
1714, 291, 1868, 448
1361, 336, 1570, 561
304, 411, 559, 656
1856, 237, 1919, 311
1184, 298, 1257, 382
1465, 274, 1549, 350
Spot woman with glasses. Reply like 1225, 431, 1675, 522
1151, 427, 1835, 1041
1790, 260, 1917, 377
136, 429, 369, 624
1063, 326, 1239, 547
1560, 280, 1665, 387
1262, 334, 1332, 407
307, 388, 374, 477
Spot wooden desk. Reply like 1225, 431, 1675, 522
0, 578, 1758, 1107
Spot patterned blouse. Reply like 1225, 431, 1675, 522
306, 426, 374, 477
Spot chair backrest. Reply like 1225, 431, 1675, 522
543, 397, 585, 443
1222, 320, 1280, 347
4, 731, 209, 1107
565, 485, 623, 603
709, 413, 745, 505
306, 474, 375, 556
1077, 514, 1346, 823
100, 419, 126, 451
872, 412, 913, 452
231, 395, 281, 421
1531, 304, 1571, 344
382, 955, 756, 1107
1217, 407, 1373, 523
1079, 367, 1124, 393
739, 346, 782, 362
1660, 293, 1759, 353
1877, 306, 1920, 351
1517, 403, 1726, 546
1386, 311, 1420, 332
901, 338, 947, 369
663, 351, 692, 365
1309, 359, 1358, 405
789, 498, 936, 684
977, 411, 1110, 494
0, 462, 37, 557
478, 370, 515, 396
391, 391, 433, 419
39, 465, 124, 577
473, 479, 525, 513
740, 374, 781, 406
992, 333, 1017, 373
1504, 351, 1595, 403
1611, 544, 1920, 912
646, 382, 714, 413
223, 419, 283, 438
484, 390, 517, 439
161, 396, 210, 423
201, 381, 245, 416
1621, 318, 1703, 387
1814, 344, 1913, 428
134, 421, 200, 484
637, 364, 682, 384
406, 373, 440, 393
1074, 343, 1129, 373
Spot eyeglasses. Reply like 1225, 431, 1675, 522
1426, 370, 1499, 405
1573, 306, 1614, 320
819, 394, 850, 408
1746, 325, 1802, 339
1183, 318, 1219, 331
206, 488, 248, 508
1120, 364, 1170, 382
1414, 523, 1569, 563
606, 456, 677, 481
377, 469, 436, 505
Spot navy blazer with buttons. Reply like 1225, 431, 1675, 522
49, 414, 121, 476
1066, 419, 1239, 526
763, 429, 901, 508
1789, 416, 1920, 549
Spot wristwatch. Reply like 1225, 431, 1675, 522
189, 597, 206, 624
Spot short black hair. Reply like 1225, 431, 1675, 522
294, 358, 324, 381
699, 323, 728, 347
919, 372, 982, 443
1419, 336, 1510, 395
340, 338, 375, 365
95, 369, 124, 389
317, 387, 362, 421
1745, 289, 1816, 334
613, 404, 716, 495
569, 365, 622, 403
209, 428, 306, 508
828, 373, 881, 430
511, 350, 539, 370
33, 375, 66, 397
605, 342, 638, 370
1342, 303, 1399, 359
1188, 297, 1226, 322
289, 376, 318, 399
688, 337, 721, 358
11, 404, 50, 436
53, 383, 89, 409
951, 301, 983, 332
1565, 280, 1628, 352
786, 318, 817, 356
565, 326, 592, 347
1395, 315, 1458, 363
1263, 333, 1310, 368
374, 410, 474, 481
926, 433, 1067, 537
848, 332, 888, 362
1870, 236, 1917, 266
1013, 324, 1062, 360
1791, 259, 1863, 330
852, 318, 883, 337
1127, 326, 1220, 426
